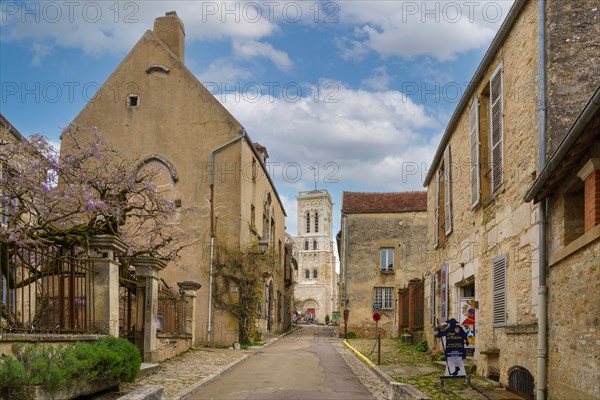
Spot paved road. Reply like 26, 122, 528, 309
190, 325, 378, 400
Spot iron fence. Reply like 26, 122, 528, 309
0, 243, 94, 333
157, 284, 186, 335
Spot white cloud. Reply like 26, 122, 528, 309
337, 0, 515, 61
232, 39, 292, 71
195, 58, 252, 84
30, 42, 53, 66
221, 81, 439, 193
1, 1, 277, 61
362, 66, 392, 90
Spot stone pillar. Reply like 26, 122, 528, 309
132, 257, 166, 362
578, 158, 600, 232
177, 281, 202, 343
89, 235, 128, 336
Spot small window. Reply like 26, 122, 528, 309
252, 159, 257, 183
315, 212, 319, 232
374, 287, 394, 309
305, 269, 310, 279
250, 205, 256, 228
313, 269, 318, 279
313, 240, 318, 250
304, 241, 309, 250
127, 94, 139, 107
380, 248, 394, 272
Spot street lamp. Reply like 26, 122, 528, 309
258, 238, 269, 254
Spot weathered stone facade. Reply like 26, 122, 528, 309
64, 12, 288, 346
293, 190, 337, 324
546, 1, 600, 155
339, 192, 427, 338
526, 88, 600, 399
423, 0, 600, 397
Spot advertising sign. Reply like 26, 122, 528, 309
460, 298, 477, 348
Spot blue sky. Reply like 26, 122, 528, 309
0, 0, 515, 239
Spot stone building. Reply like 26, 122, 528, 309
63, 12, 288, 346
525, 86, 600, 400
293, 190, 337, 324
338, 191, 427, 338
422, 1, 599, 398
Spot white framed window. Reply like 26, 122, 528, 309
470, 98, 481, 207
492, 254, 507, 326
374, 287, 394, 309
380, 248, 394, 272
490, 64, 504, 194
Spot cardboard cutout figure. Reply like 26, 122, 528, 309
436, 318, 468, 377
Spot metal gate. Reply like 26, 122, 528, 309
508, 367, 534, 399
119, 264, 143, 356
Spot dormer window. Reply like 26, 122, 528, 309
127, 94, 140, 107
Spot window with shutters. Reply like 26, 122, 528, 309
374, 287, 394, 309
444, 146, 452, 235
490, 64, 504, 194
492, 254, 507, 326
433, 170, 440, 248
470, 98, 481, 207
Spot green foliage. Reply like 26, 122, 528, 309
0, 337, 141, 390
346, 331, 358, 339
415, 340, 428, 353
325, 315, 330, 324
212, 240, 281, 345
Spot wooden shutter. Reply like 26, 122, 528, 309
492, 254, 507, 326
470, 98, 481, 207
433, 170, 440, 248
429, 273, 436, 326
490, 64, 504, 193
444, 146, 452, 235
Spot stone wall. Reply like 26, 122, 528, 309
425, 0, 541, 387
546, 198, 600, 399
345, 211, 427, 338
546, 1, 600, 155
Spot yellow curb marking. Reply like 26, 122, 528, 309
343, 340, 376, 368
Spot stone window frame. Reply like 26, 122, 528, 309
470, 97, 481, 208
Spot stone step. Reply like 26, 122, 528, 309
138, 363, 160, 379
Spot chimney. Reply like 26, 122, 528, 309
153, 11, 185, 63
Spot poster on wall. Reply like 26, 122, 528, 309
460, 298, 477, 348
440, 264, 448, 322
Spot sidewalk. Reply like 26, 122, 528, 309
102, 329, 300, 399
347, 338, 527, 400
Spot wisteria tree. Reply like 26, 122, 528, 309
0, 125, 188, 260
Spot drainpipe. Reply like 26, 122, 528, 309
342, 213, 349, 337
208, 129, 247, 345
536, 2, 548, 399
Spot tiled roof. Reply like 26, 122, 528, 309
342, 191, 427, 213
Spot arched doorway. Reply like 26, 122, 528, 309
508, 366, 534, 399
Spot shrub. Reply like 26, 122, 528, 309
415, 340, 428, 352
346, 331, 358, 339
0, 337, 141, 390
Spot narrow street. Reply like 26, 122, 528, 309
190, 325, 379, 400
